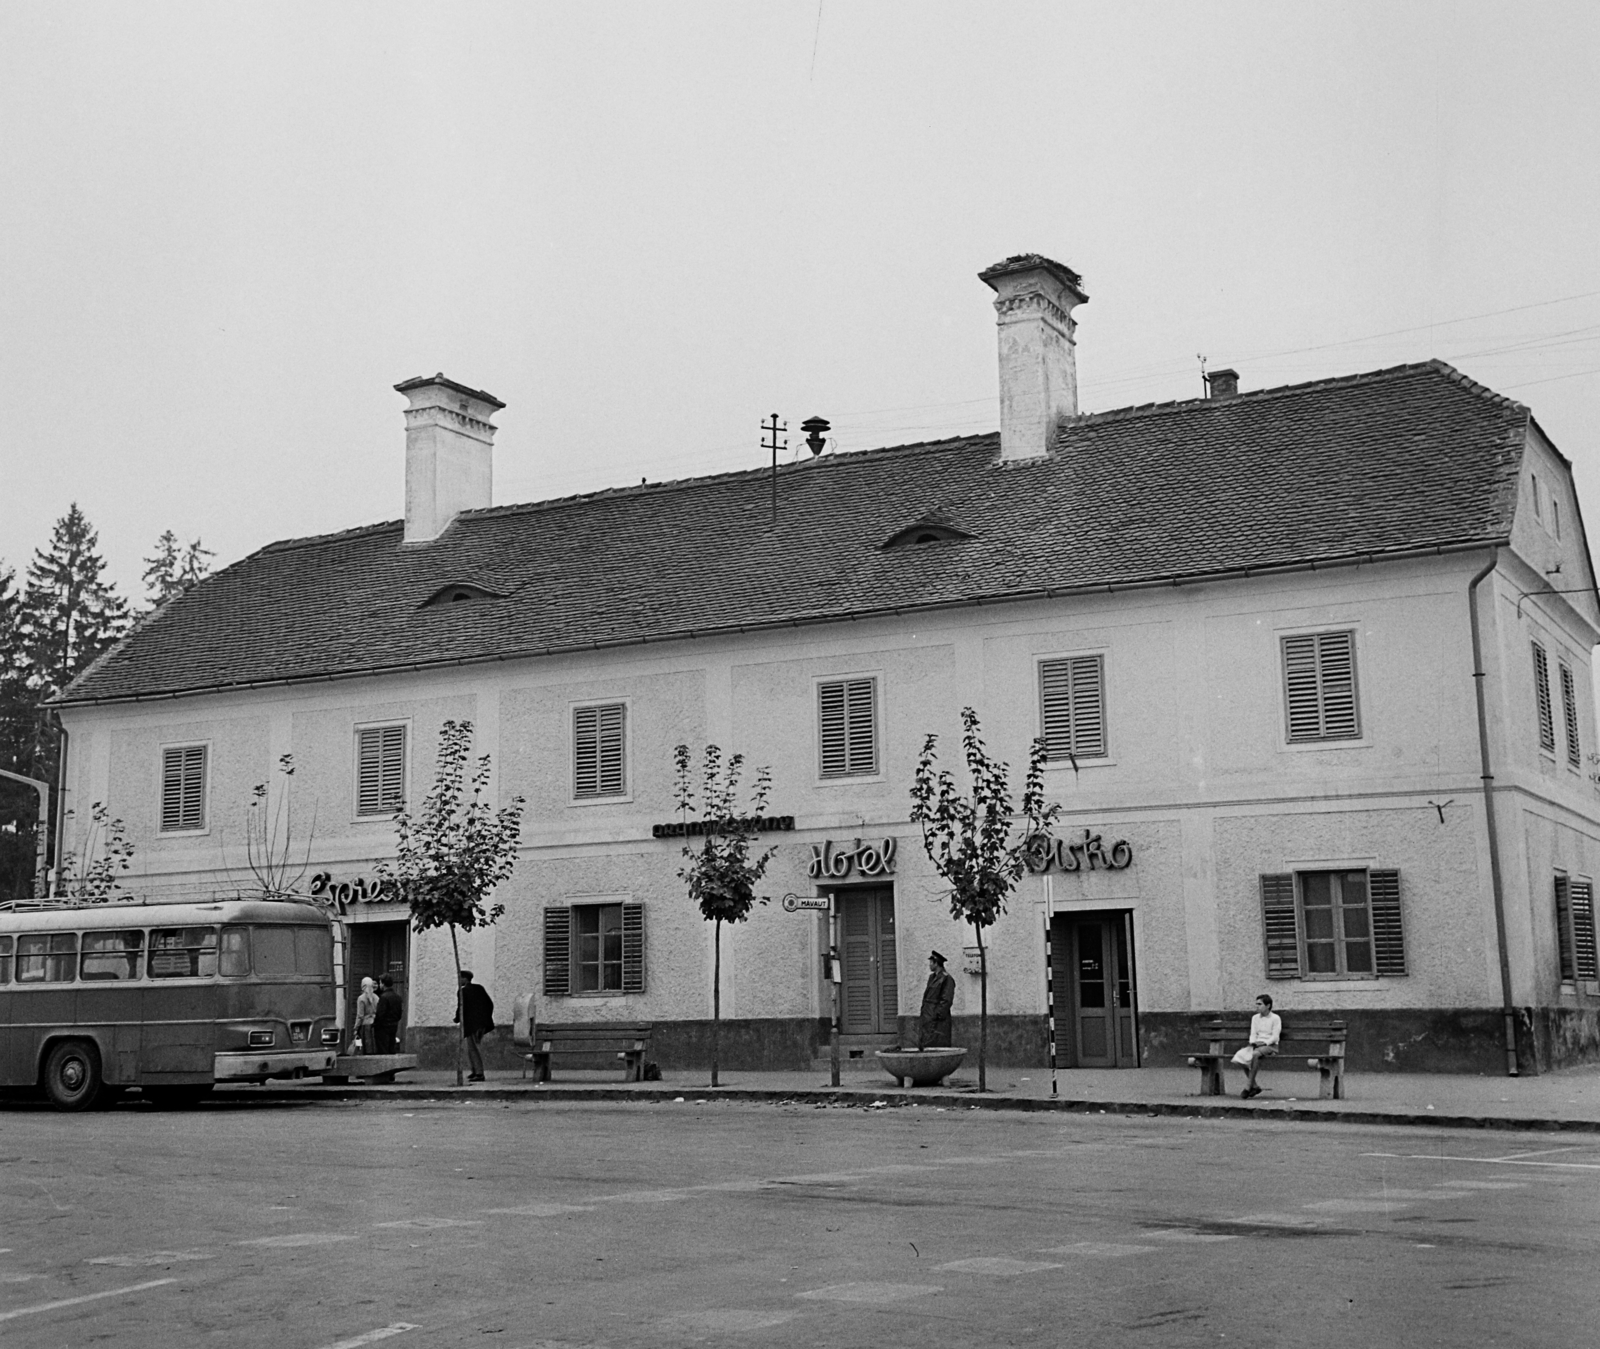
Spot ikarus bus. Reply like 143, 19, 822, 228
0, 897, 341, 1110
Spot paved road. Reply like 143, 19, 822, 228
1, 1094, 1596, 1347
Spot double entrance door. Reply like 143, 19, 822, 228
1051, 910, 1138, 1068
838, 887, 898, 1037
347, 920, 409, 1047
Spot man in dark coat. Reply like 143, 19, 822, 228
454, 969, 496, 1082
373, 974, 404, 1054
918, 950, 955, 1049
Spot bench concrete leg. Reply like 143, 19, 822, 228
1201, 1062, 1223, 1096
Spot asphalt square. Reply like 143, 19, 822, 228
1040, 1241, 1158, 1257
87, 1251, 216, 1266
796, 1283, 943, 1303
937, 1257, 1064, 1276
1146, 1230, 1239, 1242
374, 1217, 482, 1229
1304, 1199, 1413, 1213
1366, 1189, 1469, 1201
484, 1203, 595, 1216
665, 1310, 800, 1332
239, 1233, 357, 1248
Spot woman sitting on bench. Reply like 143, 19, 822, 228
1234, 994, 1281, 1098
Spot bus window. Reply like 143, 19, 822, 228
294, 926, 333, 977
149, 927, 218, 978
81, 931, 144, 981
0, 935, 11, 984
17, 934, 77, 982
250, 926, 295, 974
220, 927, 250, 977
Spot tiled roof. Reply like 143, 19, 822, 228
61, 361, 1529, 705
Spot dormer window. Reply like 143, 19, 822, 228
421, 582, 500, 609
881, 515, 974, 550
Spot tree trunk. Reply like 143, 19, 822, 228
975, 922, 988, 1093
449, 924, 465, 1087
712, 918, 721, 1088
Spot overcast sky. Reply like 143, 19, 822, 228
3, 2, 1598, 602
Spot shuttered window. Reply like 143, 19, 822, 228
544, 901, 645, 996
160, 745, 207, 832
356, 725, 407, 816
1260, 869, 1407, 980
573, 704, 627, 798
818, 678, 877, 778
1533, 643, 1555, 752
1281, 631, 1360, 742
1559, 662, 1582, 767
1555, 875, 1598, 983
1040, 656, 1106, 760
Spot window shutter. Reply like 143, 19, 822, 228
1570, 879, 1597, 982
1283, 632, 1359, 742
543, 906, 571, 997
1369, 868, 1407, 976
357, 726, 406, 816
1533, 643, 1555, 752
1040, 656, 1106, 759
574, 704, 626, 798
1555, 875, 1576, 982
819, 678, 876, 777
161, 745, 206, 831
1560, 664, 1582, 767
621, 902, 645, 993
1260, 873, 1301, 978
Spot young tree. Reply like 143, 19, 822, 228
673, 744, 777, 1088
378, 721, 525, 1085
142, 530, 214, 608
909, 707, 1059, 1091
0, 565, 40, 900
21, 504, 130, 696
242, 754, 316, 900
54, 802, 135, 902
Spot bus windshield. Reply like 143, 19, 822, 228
224, 925, 333, 978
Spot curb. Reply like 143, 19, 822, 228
218, 1082, 1600, 1134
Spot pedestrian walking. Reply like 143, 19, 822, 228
373, 973, 404, 1054
917, 950, 955, 1049
353, 976, 378, 1054
455, 969, 496, 1082
1234, 993, 1281, 1098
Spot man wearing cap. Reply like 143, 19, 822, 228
918, 950, 956, 1049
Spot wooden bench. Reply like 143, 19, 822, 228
524, 1023, 653, 1083
1187, 1020, 1347, 1099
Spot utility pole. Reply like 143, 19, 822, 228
0, 769, 52, 897
762, 414, 787, 526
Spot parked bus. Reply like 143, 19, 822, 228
0, 897, 341, 1110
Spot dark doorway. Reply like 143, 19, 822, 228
347, 920, 410, 1045
838, 887, 898, 1036
1051, 911, 1138, 1068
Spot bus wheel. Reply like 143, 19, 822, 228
43, 1041, 104, 1112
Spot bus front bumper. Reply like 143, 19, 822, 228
214, 1051, 338, 1082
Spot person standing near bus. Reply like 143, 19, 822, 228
353, 977, 378, 1054
373, 974, 403, 1054
454, 969, 495, 1082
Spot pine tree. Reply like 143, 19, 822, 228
0, 563, 40, 899
142, 530, 214, 607
21, 504, 131, 696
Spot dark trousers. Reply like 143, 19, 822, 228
465, 1032, 485, 1077
373, 1023, 399, 1055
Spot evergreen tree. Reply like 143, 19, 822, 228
0, 563, 40, 899
142, 530, 214, 607
21, 504, 130, 696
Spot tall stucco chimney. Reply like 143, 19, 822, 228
978, 254, 1088, 463
395, 374, 505, 543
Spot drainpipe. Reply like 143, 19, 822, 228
50, 714, 70, 899
1468, 550, 1519, 1076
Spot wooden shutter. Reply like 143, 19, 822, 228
1369, 868, 1407, 976
1570, 879, 1597, 981
543, 906, 571, 997
1040, 656, 1106, 759
1555, 875, 1576, 982
1260, 873, 1301, 978
160, 745, 206, 831
573, 704, 626, 797
1533, 643, 1555, 752
819, 678, 876, 777
841, 897, 875, 1028
1283, 631, 1359, 742
876, 892, 898, 1029
621, 902, 645, 993
1560, 664, 1582, 767
356, 725, 406, 816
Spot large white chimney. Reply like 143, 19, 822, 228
979, 254, 1088, 463
395, 374, 505, 543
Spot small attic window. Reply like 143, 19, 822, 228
421, 582, 500, 609
882, 519, 974, 550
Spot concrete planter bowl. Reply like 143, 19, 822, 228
876, 1046, 968, 1087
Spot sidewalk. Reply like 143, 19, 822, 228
234, 1058, 1600, 1133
